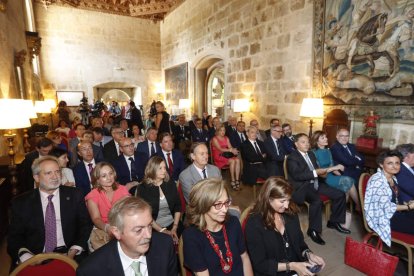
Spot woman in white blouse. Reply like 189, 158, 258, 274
49, 147, 76, 187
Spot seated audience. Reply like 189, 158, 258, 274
204, 115, 214, 132
136, 156, 183, 244
395, 143, 414, 202
229, 121, 247, 150
103, 125, 124, 162
46, 130, 68, 152
264, 125, 286, 177
265, 118, 280, 138
364, 150, 414, 246
179, 142, 221, 203
137, 127, 162, 159
49, 147, 75, 187
191, 118, 210, 143
112, 137, 147, 193
85, 162, 130, 250
250, 119, 266, 142
74, 141, 100, 196
68, 116, 82, 139
119, 118, 132, 138
240, 126, 268, 185
76, 197, 177, 275
208, 116, 222, 139
82, 130, 104, 162
225, 116, 237, 137
8, 156, 92, 265
173, 114, 192, 156
245, 177, 325, 276
183, 178, 253, 275
330, 128, 364, 184
18, 138, 54, 194
92, 127, 112, 149
211, 126, 241, 190
90, 116, 110, 136
55, 119, 71, 136
131, 123, 145, 148
311, 130, 361, 211
286, 133, 349, 245
156, 132, 186, 182
281, 123, 296, 154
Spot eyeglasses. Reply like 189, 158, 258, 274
212, 199, 232, 210
338, 135, 349, 138
121, 143, 134, 148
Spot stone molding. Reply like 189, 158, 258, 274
25, 32, 41, 63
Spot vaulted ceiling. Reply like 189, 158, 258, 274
35, 0, 185, 21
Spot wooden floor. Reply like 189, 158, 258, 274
1, 176, 411, 275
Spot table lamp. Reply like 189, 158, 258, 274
299, 98, 324, 137
233, 99, 249, 122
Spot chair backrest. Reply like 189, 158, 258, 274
178, 236, 193, 276
10, 253, 78, 276
240, 205, 254, 234
283, 155, 288, 180
358, 172, 373, 233
177, 181, 186, 214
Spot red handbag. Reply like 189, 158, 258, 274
344, 233, 399, 276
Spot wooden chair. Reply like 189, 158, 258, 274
10, 253, 78, 276
178, 236, 192, 276
240, 205, 254, 234
359, 173, 414, 276
252, 178, 266, 199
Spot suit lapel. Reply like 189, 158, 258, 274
34, 190, 46, 243
59, 187, 70, 242
190, 165, 202, 182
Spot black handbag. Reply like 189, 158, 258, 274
221, 152, 235, 158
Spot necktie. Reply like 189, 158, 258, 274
274, 139, 280, 155
129, 157, 138, 181
150, 142, 155, 155
304, 153, 318, 190
240, 133, 245, 142
181, 126, 184, 133
202, 168, 207, 179
88, 163, 94, 178
131, 261, 142, 276
99, 141, 104, 149
199, 129, 202, 134
232, 127, 236, 132
344, 145, 352, 156
254, 141, 262, 156
166, 153, 174, 177
44, 194, 57, 252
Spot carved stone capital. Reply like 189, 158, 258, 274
25, 31, 42, 63
0, 0, 7, 12
14, 50, 27, 67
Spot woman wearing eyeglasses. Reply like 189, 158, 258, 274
245, 177, 325, 276
183, 178, 253, 276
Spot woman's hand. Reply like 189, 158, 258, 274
230, 148, 239, 155
332, 170, 341, 176
171, 226, 179, 244
307, 252, 325, 268
290, 262, 314, 276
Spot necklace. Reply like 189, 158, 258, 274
204, 225, 233, 274
275, 215, 289, 248
388, 179, 400, 205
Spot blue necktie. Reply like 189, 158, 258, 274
150, 142, 155, 156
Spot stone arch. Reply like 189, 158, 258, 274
93, 82, 142, 107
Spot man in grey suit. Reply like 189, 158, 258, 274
179, 142, 221, 203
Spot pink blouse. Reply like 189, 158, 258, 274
85, 184, 130, 223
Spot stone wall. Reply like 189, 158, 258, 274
35, 3, 162, 109
161, 0, 316, 132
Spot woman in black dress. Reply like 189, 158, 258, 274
155, 101, 171, 134
245, 177, 325, 276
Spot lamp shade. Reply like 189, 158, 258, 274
0, 99, 31, 129
179, 99, 190, 109
233, 99, 249, 113
22, 100, 38, 119
299, 98, 324, 118
34, 100, 52, 113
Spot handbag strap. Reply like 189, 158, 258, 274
363, 233, 383, 251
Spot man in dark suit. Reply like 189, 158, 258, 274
265, 118, 280, 138
191, 118, 209, 143
113, 137, 147, 193
103, 125, 124, 163
225, 116, 237, 137
157, 133, 186, 182
69, 123, 86, 167
240, 126, 268, 185
128, 101, 144, 132
229, 121, 247, 149
396, 143, 414, 202
330, 128, 364, 184
173, 114, 192, 155
287, 133, 349, 245
264, 125, 286, 177
120, 119, 132, 138
8, 156, 92, 266
18, 138, 54, 194
77, 197, 177, 275
281, 123, 296, 154
74, 141, 101, 196
250, 119, 266, 142
137, 127, 162, 159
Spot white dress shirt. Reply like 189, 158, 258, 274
193, 164, 207, 179
118, 241, 148, 276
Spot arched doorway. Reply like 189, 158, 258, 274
93, 82, 142, 107
100, 89, 130, 106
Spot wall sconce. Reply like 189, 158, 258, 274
179, 99, 190, 115
233, 99, 250, 122
299, 98, 324, 137
0, 99, 32, 194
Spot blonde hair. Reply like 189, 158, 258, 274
143, 156, 170, 185
187, 178, 229, 231
91, 162, 118, 191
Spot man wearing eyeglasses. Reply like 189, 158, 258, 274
264, 125, 287, 177
113, 138, 148, 194
103, 125, 125, 163
331, 128, 365, 184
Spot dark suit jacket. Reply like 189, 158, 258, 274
281, 135, 296, 154
156, 150, 186, 181
286, 149, 318, 191
191, 128, 210, 143
112, 153, 148, 185
264, 137, 286, 177
18, 151, 39, 194
264, 128, 271, 138
103, 139, 119, 163
240, 139, 267, 185
8, 186, 92, 263
396, 164, 414, 202
136, 140, 162, 160
73, 162, 93, 196
225, 125, 237, 137
173, 124, 191, 145
136, 180, 181, 221
76, 233, 177, 276
245, 213, 308, 276
330, 142, 364, 182
229, 131, 247, 149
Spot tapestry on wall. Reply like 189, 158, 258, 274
312, 0, 414, 115
164, 62, 188, 107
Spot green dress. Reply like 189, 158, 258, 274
313, 148, 354, 192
